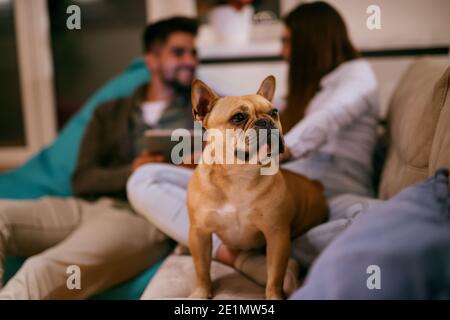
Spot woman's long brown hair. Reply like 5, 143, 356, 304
282, 1, 360, 132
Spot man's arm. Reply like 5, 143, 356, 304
71, 104, 132, 197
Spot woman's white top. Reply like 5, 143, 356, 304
284, 59, 379, 171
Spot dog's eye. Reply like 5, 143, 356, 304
230, 112, 247, 124
270, 109, 278, 118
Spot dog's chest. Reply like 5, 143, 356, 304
209, 199, 264, 250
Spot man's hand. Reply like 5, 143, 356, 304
132, 149, 165, 172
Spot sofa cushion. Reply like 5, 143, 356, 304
140, 255, 265, 299
429, 65, 450, 175
379, 59, 450, 199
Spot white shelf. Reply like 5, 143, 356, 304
197, 23, 283, 60
198, 41, 281, 60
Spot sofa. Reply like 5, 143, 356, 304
141, 58, 450, 299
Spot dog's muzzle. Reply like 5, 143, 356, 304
252, 118, 285, 154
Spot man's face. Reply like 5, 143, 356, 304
146, 32, 198, 93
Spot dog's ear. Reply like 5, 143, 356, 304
257, 75, 276, 102
191, 78, 219, 122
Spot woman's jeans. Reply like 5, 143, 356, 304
282, 152, 374, 198
291, 168, 450, 299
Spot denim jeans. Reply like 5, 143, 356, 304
282, 152, 374, 198
291, 168, 450, 299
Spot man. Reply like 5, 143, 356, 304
0, 16, 199, 299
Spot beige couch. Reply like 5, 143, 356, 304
142, 58, 450, 299
379, 58, 450, 198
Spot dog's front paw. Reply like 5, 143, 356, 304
265, 288, 284, 300
189, 286, 212, 299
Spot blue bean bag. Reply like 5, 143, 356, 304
1, 58, 168, 299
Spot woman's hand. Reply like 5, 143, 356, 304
279, 146, 293, 163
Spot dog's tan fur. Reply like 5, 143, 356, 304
187, 76, 328, 299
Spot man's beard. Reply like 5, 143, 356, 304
163, 66, 195, 99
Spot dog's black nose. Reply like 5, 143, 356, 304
254, 118, 274, 129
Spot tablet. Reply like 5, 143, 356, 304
144, 129, 200, 163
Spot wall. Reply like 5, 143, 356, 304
283, 0, 450, 49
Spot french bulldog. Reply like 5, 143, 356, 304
187, 76, 328, 299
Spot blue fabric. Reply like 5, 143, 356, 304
1, 58, 163, 299
291, 168, 450, 299
90, 260, 164, 300
0, 58, 149, 199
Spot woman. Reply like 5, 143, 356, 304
127, 1, 379, 296
280, 1, 378, 198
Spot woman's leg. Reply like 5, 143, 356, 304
292, 194, 385, 268
280, 152, 381, 264
281, 152, 374, 198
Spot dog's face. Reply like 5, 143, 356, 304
191, 76, 285, 162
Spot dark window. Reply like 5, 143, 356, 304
48, 0, 147, 129
0, 0, 26, 147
